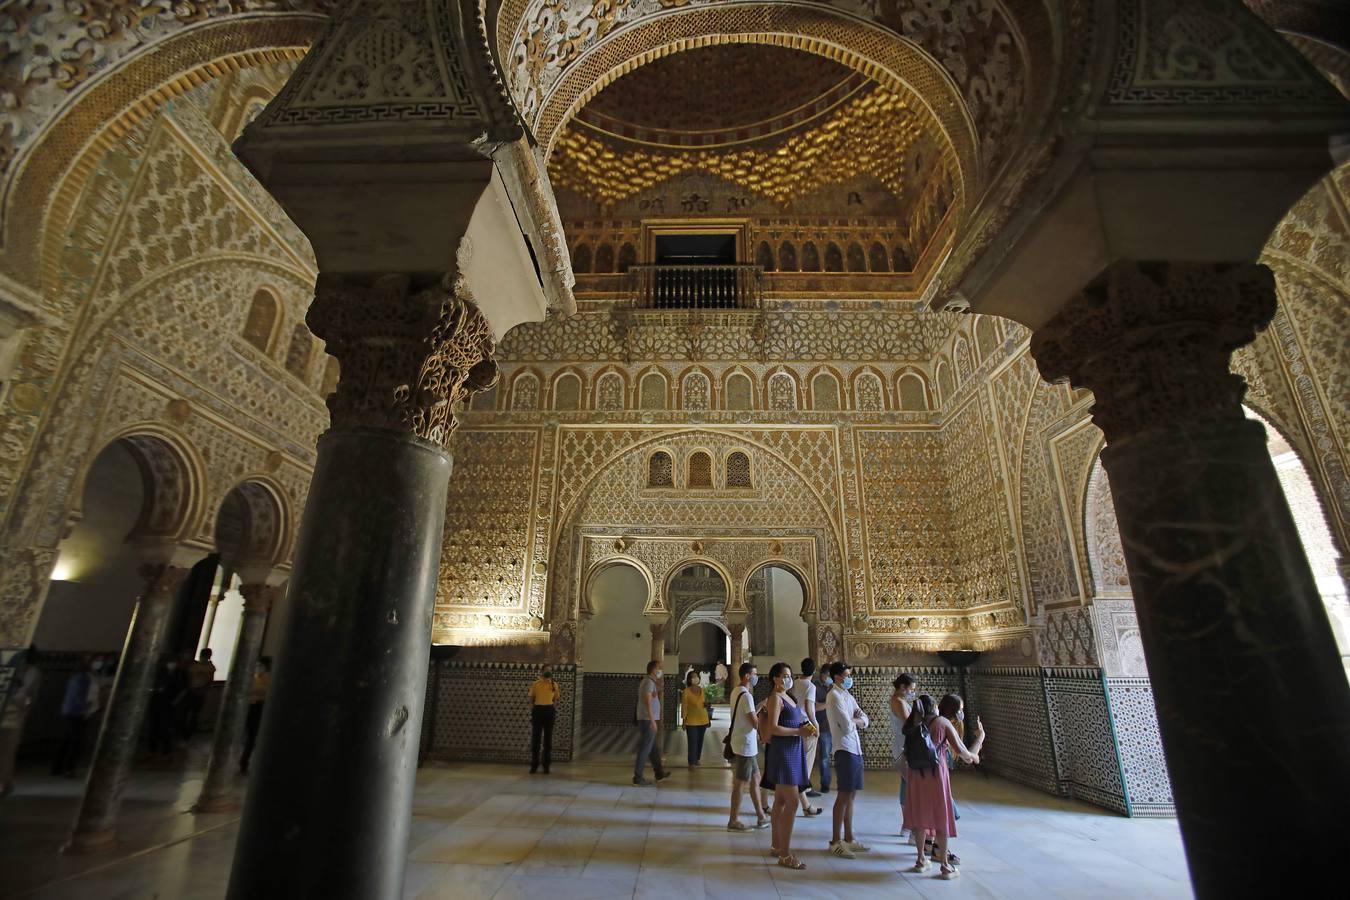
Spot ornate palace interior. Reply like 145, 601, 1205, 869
0, 1, 1347, 898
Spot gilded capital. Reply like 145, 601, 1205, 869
308, 273, 499, 447
240, 583, 281, 615
1029, 261, 1277, 445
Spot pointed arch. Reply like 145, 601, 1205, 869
778, 241, 798, 272
868, 241, 889, 272
824, 242, 844, 272
846, 242, 866, 272
801, 242, 821, 272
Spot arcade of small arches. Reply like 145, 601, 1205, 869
0, 1, 1348, 898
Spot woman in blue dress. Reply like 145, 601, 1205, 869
759, 661, 815, 869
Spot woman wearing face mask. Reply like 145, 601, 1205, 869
902, 693, 985, 880
680, 669, 710, 767
887, 673, 917, 838
758, 662, 815, 870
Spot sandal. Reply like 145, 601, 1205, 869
777, 855, 807, 870
923, 839, 959, 866
910, 859, 931, 874
940, 864, 960, 881
802, 806, 823, 816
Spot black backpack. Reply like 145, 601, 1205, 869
903, 717, 940, 775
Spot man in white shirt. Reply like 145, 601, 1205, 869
726, 662, 769, 832
824, 660, 870, 858
791, 657, 822, 800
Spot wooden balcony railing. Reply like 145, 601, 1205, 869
626, 264, 763, 310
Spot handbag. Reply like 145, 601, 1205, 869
722, 689, 746, 762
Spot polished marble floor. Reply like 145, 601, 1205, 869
0, 741, 1193, 899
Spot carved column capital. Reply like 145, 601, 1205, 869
137, 564, 190, 599
1030, 261, 1276, 445
240, 583, 281, 615
308, 273, 499, 447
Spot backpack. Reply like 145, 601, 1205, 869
903, 717, 940, 775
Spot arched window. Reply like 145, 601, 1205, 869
639, 371, 667, 410
936, 361, 954, 404
618, 242, 637, 273
595, 243, 615, 273
682, 372, 711, 410
595, 372, 625, 410
855, 371, 885, 411
846, 242, 866, 272
510, 372, 540, 410
242, 289, 279, 353
755, 241, 775, 272
687, 451, 713, 489
954, 337, 974, 381
647, 451, 674, 488
778, 242, 798, 272
768, 372, 797, 410
725, 372, 754, 410
975, 317, 999, 361
572, 244, 592, 274
802, 242, 820, 272
552, 372, 582, 410
284, 324, 312, 379
892, 245, 912, 272
320, 357, 340, 398
897, 372, 929, 410
811, 371, 840, 410
824, 242, 844, 272
868, 242, 889, 272
726, 451, 752, 488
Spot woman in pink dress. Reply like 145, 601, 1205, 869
901, 694, 986, 880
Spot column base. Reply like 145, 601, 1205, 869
65, 826, 117, 853
192, 792, 241, 814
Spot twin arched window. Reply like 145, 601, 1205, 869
645, 450, 752, 490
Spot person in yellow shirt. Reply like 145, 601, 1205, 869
680, 668, 712, 767
528, 666, 561, 774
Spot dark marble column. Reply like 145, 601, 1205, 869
67, 561, 191, 851
194, 580, 278, 813
227, 273, 497, 900
1031, 261, 1350, 897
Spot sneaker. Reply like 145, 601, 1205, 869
940, 865, 960, 881
633, 777, 651, 785
655, 770, 671, 783
845, 841, 871, 853
727, 821, 753, 832
829, 842, 856, 859
910, 859, 931, 874
754, 818, 771, 829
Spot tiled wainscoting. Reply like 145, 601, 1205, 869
967, 666, 1174, 817
417, 660, 1173, 816
581, 672, 679, 727
420, 662, 579, 763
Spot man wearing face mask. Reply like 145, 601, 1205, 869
633, 660, 670, 785
825, 661, 870, 858
528, 664, 561, 774
726, 662, 769, 831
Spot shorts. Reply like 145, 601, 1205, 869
834, 750, 864, 792
733, 753, 759, 782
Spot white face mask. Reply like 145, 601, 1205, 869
749, 674, 759, 687
781, 675, 794, 691
957, 710, 965, 722
653, 670, 663, 680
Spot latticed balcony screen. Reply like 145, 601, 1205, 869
627, 264, 763, 309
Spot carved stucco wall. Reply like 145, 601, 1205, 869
0, 65, 324, 647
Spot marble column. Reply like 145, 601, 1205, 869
648, 620, 668, 663
227, 274, 496, 900
727, 618, 746, 690
1030, 261, 1350, 896
195, 579, 278, 813
68, 559, 191, 851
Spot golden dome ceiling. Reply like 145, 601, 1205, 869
575, 45, 859, 143
549, 45, 931, 212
